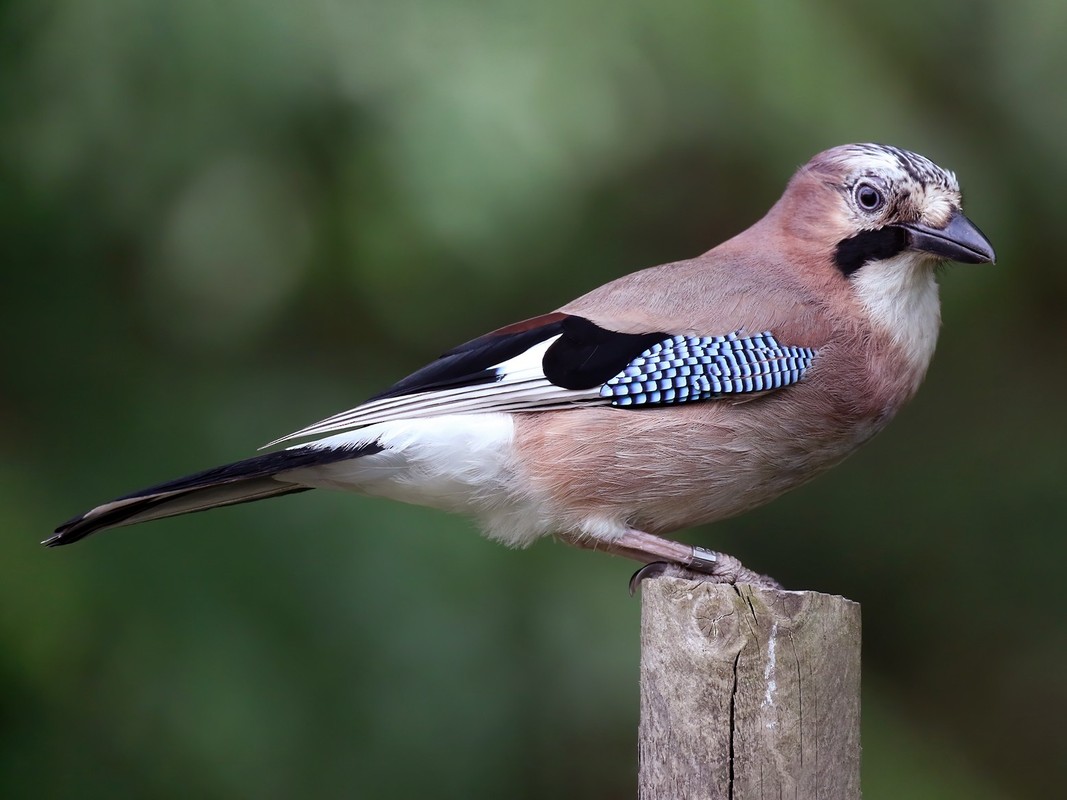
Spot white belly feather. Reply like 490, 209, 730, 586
279, 413, 554, 547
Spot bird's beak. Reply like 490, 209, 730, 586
899, 211, 996, 264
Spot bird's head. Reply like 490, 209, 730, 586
790, 143, 996, 275
762, 143, 996, 371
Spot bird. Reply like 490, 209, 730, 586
46, 143, 995, 587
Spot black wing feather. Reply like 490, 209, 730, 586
368, 318, 568, 401
368, 314, 667, 400
543, 316, 666, 389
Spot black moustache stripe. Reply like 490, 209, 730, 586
834, 226, 908, 276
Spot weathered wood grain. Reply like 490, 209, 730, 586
638, 578, 861, 799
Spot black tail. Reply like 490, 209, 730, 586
46, 443, 382, 546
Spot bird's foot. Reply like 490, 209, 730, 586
628, 549, 782, 596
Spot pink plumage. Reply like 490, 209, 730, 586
48, 144, 994, 586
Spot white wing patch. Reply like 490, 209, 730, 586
263, 336, 603, 448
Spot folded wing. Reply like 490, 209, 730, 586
266, 314, 817, 447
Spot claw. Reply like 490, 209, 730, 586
629, 561, 674, 596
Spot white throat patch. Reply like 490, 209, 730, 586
851, 253, 941, 372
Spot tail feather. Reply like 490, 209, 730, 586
47, 442, 382, 546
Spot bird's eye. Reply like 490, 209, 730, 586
855, 182, 885, 212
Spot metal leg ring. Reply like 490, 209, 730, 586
689, 546, 719, 573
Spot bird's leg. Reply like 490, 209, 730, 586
558, 528, 781, 592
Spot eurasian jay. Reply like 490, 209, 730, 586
47, 143, 995, 586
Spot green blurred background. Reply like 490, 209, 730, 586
2, 1, 1064, 797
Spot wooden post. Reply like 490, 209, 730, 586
638, 578, 861, 800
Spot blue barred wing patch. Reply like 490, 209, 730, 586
599, 332, 815, 407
